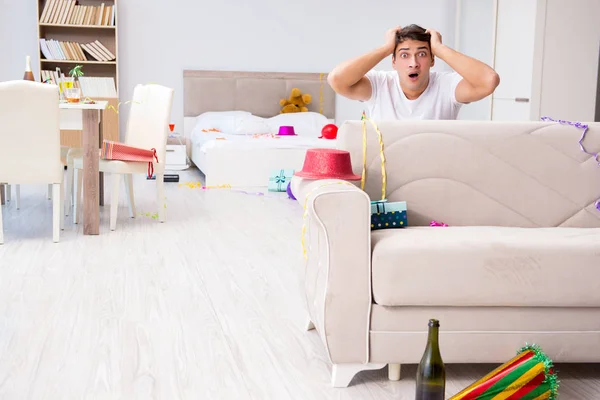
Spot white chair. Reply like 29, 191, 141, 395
0, 80, 64, 244
73, 83, 174, 230
8, 146, 72, 210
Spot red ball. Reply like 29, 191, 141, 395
321, 124, 338, 139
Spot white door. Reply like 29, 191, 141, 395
491, 0, 538, 121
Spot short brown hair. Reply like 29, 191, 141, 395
393, 24, 431, 58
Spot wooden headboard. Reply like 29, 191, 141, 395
182, 70, 336, 139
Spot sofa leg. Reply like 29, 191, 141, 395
331, 363, 386, 388
388, 364, 401, 381
305, 318, 315, 331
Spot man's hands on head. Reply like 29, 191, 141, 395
425, 28, 444, 56
423, 28, 500, 104
385, 26, 403, 56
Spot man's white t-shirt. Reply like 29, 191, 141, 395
363, 70, 465, 120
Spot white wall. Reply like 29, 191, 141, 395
0, 0, 457, 133
0, 0, 39, 81
455, 0, 495, 120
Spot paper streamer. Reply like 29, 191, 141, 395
178, 182, 231, 189
232, 189, 264, 196
82, 82, 161, 114
430, 220, 448, 227
360, 112, 387, 201
540, 116, 600, 211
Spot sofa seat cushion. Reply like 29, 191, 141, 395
371, 226, 600, 307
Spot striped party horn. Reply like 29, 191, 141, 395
450, 344, 559, 400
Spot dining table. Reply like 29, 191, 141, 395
59, 100, 108, 235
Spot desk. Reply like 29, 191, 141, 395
59, 101, 108, 235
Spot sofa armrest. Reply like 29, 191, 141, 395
292, 177, 373, 364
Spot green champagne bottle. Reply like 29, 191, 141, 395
415, 319, 446, 400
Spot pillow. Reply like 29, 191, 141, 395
194, 111, 252, 133
267, 112, 331, 137
234, 115, 273, 135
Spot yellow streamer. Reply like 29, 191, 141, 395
81, 82, 160, 114
360, 112, 387, 201
178, 182, 231, 189
300, 112, 388, 260
319, 73, 324, 115
300, 181, 355, 259
80, 96, 142, 115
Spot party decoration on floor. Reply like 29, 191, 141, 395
232, 189, 264, 196
101, 140, 158, 178
540, 116, 600, 212
449, 344, 559, 400
430, 220, 448, 227
361, 113, 408, 230
319, 123, 338, 139
268, 169, 295, 192
179, 182, 231, 189
287, 181, 296, 200
294, 148, 361, 180
137, 203, 167, 220
280, 87, 312, 113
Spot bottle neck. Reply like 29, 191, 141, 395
25, 56, 31, 72
426, 325, 439, 349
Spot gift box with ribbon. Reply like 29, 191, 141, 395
101, 140, 158, 178
371, 200, 407, 230
268, 169, 294, 192
361, 113, 408, 230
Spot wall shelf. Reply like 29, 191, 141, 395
40, 23, 116, 29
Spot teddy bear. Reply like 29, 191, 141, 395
279, 88, 312, 113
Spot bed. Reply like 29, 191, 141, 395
183, 70, 337, 187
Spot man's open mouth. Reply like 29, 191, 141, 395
408, 72, 419, 80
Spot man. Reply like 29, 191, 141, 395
327, 24, 500, 120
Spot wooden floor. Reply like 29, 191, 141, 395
0, 168, 599, 399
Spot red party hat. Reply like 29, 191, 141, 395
294, 148, 361, 180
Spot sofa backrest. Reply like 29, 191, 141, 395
337, 119, 600, 228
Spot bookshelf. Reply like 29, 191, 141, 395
36, 0, 120, 147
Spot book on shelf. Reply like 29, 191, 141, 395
40, 38, 116, 62
40, 0, 116, 26
41, 68, 117, 98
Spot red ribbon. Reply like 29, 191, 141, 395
147, 148, 158, 178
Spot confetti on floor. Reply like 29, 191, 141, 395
179, 182, 232, 190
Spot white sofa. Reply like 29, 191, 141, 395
291, 119, 600, 388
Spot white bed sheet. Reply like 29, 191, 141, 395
192, 130, 338, 153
